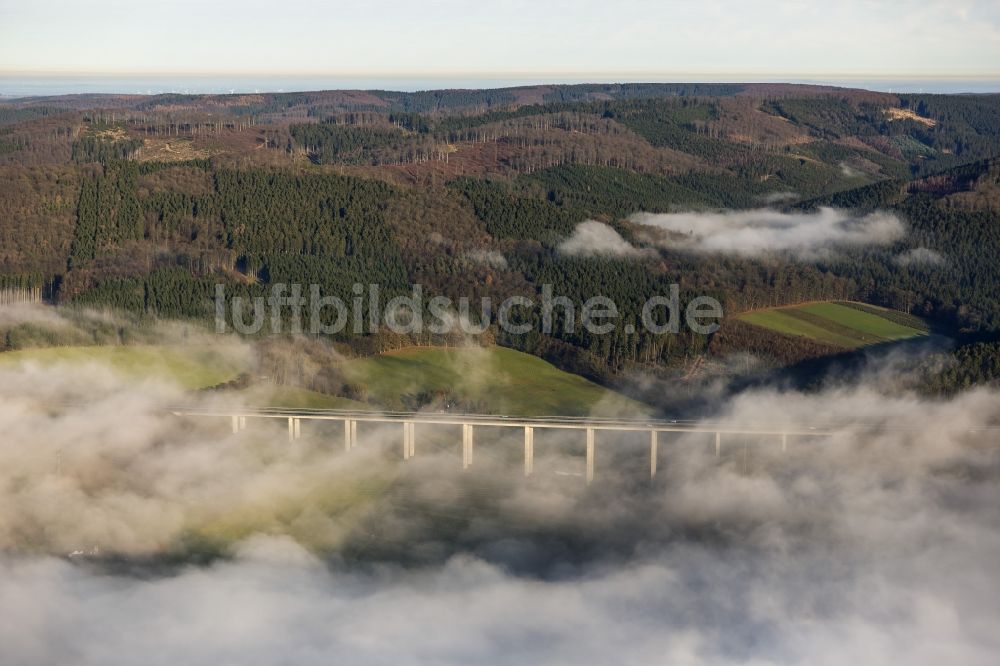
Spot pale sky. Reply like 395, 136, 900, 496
1, 0, 999, 77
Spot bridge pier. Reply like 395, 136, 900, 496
287, 417, 295, 442
524, 426, 534, 476
781, 433, 788, 453
462, 424, 474, 469
343, 419, 357, 450
232, 415, 239, 434
586, 427, 595, 485
650, 430, 658, 478
715, 431, 721, 457
402, 421, 415, 459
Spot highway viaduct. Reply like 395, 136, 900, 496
173, 408, 842, 484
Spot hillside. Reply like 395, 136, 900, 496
339, 346, 648, 416
0, 344, 248, 389
0, 333, 643, 415
1, 83, 1000, 394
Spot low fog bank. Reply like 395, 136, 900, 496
631, 207, 905, 259
553, 208, 913, 263
616, 334, 958, 418
557, 220, 652, 258
0, 302, 238, 350
1, 356, 999, 665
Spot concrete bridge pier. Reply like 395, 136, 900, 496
650, 430, 658, 478
524, 426, 534, 476
288, 417, 301, 442
716, 431, 721, 457
232, 415, 240, 434
344, 419, 357, 451
403, 421, 415, 460
586, 427, 595, 485
782, 433, 788, 453
462, 424, 474, 469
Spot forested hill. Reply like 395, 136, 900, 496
2, 82, 1000, 388
0, 82, 857, 114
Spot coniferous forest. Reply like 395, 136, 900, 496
3, 82, 1000, 392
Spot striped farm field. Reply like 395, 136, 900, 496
737, 301, 927, 349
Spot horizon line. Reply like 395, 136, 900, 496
3, 70, 1000, 81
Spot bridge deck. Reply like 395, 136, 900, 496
169, 407, 999, 484
171, 407, 840, 436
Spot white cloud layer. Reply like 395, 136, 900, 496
631, 207, 905, 258
0, 349, 998, 664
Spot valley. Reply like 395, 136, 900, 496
4, 3, 1000, 663
2, 82, 1000, 409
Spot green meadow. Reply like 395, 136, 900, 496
738, 301, 927, 349
0, 344, 249, 389
341, 346, 647, 416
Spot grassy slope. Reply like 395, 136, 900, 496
739, 309, 863, 347
797, 303, 925, 341
235, 385, 370, 410
738, 302, 926, 349
0, 344, 248, 389
0, 343, 645, 416
342, 346, 648, 416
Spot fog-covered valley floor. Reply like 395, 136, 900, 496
1, 348, 998, 665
